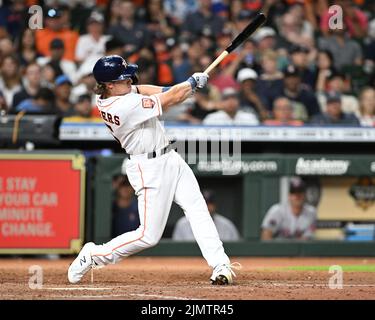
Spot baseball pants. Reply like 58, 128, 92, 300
91, 150, 230, 269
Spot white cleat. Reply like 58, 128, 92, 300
68, 242, 97, 284
210, 262, 241, 285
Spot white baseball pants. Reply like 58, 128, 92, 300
91, 150, 230, 269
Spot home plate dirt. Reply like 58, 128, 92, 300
1, 257, 375, 300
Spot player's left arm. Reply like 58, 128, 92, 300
132, 85, 170, 96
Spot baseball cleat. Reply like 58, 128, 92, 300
210, 262, 241, 285
68, 242, 97, 284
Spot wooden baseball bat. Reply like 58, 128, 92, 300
204, 12, 267, 74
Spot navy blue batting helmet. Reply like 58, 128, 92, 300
93, 55, 138, 84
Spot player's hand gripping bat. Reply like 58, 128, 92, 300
204, 12, 267, 74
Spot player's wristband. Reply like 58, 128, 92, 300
162, 86, 171, 92
187, 77, 197, 89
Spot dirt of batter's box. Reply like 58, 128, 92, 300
0, 257, 374, 300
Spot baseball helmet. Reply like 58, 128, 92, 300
93, 55, 138, 84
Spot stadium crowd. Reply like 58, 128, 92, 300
0, 0, 375, 127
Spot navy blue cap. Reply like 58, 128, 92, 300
326, 91, 342, 103
283, 65, 301, 77
289, 177, 306, 194
289, 44, 309, 54
93, 55, 138, 84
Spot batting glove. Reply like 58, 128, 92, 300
188, 72, 209, 89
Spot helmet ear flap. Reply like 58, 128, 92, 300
131, 73, 139, 85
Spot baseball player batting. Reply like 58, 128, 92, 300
68, 13, 266, 285
67, 56, 235, 285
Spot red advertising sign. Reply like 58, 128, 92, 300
0, 153, 85, 253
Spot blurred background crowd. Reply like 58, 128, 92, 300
0, 0, 375, 127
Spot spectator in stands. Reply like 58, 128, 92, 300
310, 91, 360, 126
276, 65, 321, 121
292, 0, 328, 32
112, 174, 128, 192
236, 68, 268, 120
202, 54, 238, 91
233, 39, 258, 71
75, 11, 111, 64
0, 55, 22, 111
0, 0, 27, 40
37, 38, 77, 84
170, 41, 192, 84
16, 28, 39, 66
257, 50, 284, 109
153, 34, 174, 86
317, 72, 360, 117
112, 180, 140, 237
277, 6, 314, 49
186, 37, 204, 69
289, 44, 315, 89
215, 28, 237, 69
59, 4, 75, 30
164, 0, 198, 26
12, 62, 42, 111
144, 0, 175, 38
71, 63, 96, 105
173, 190, 240, 241
232, 11, 263, 69
183, 0, 225, 38
233, 10, 255, 37
261, 177, 317, 240
211, 0, 230, 17
0, 37, 15, 60
35, 7, 79, 62
108, 0, 151, 56
264, 97, 304, 126
314, 50, 337, 92
228, 0, 243, 24
253, 27, 277, 54
318, 27, 363, 71
203, 87, 259, 126
54, 75, 74, 117
105, 0, 123, 28
320, 0, 368, 39
14, 87, 55, 114
41, 63, 59, 89
104, 37, 125, 57
72, 94, 93, 118
359, 87, 375, 127
132, 47, 159, 84
178, 85, 220, 124
364, 19, 375, 74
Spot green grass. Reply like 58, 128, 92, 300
274, 265, 375, 272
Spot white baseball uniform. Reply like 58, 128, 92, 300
92, 88, 230, 269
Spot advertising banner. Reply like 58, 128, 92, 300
0, 153, 85, 253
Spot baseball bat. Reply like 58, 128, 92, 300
204, 12, 267, 74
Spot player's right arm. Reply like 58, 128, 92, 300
122, 73, 208, 125
156, 73, 208, 112
260, 204, 282, 241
